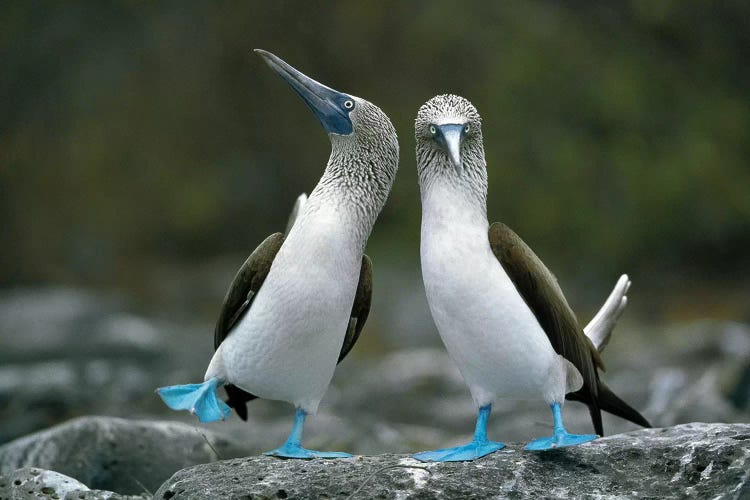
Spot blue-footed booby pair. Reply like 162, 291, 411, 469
157, 56, 645, 461
413, 95, 650, 461
157, 50, 398, 459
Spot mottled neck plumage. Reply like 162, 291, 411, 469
307, 100, 399, 251
418, 136, 489, 224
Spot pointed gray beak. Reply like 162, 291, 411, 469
255, 49, 354, 135
436, 124, 464, 175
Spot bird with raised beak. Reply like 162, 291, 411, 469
413, 94, 650, 461
157, 50, 398, 459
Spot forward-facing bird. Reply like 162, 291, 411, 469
157, 50, 399, 459
413, 94, 649, 461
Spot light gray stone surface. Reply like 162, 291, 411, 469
155, 423, 750, 500
0, 466, 150, 499
0, 467, 90, 499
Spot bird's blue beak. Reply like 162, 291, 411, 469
255, 49, 354, 136
436, 124, 465, 175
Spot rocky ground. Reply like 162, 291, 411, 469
1, 422, 748, 498
155, 423, 750, 499
1, 286, 749, 498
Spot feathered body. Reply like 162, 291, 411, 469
207, 99, 398, 414
417, 96, 579, 409
415, 95, 649, 448
158, 50, 398, 458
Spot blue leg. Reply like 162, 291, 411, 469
156, 378, 231, 423
524, 402, 598, 451
412, 405, 505, 462
264, 408, 353, 459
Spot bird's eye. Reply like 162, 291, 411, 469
343, 100, 354, 109
464, 124, 471, 133
429, 125, 437, 135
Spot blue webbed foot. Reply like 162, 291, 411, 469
525, 402, 597, 450
524, 431, 597, 451
264, 443, 353, 459
156, 377, 230, 423
413, 439, 505, 462
265, 408, 353, 459
414, 404, 504, 462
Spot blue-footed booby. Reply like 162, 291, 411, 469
412, 95, 650, 461
157, 50, 398, 459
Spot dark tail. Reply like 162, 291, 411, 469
568, 380, 650, 436
597, 380, 651, 430
588, 400, 604, 437
566, 389, 604, 436
224, 384, 258, 421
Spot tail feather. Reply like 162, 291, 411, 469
567, 380, 650, 435
224, 384, 258, 421
588, 400, 604, 437
566, 389, 604, 436
597, 380, 652, 429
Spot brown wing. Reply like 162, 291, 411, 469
488, 222, 607, 433
214, 232, 284, 420
214, 232, 285, 348
338, 255, 373, 363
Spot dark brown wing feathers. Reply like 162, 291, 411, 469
339, 255, 373, 363
214, 233, 285, 349
488, 222, 650, 435
214, 232, 285, 419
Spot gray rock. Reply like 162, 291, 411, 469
0, 416, 253, 496
0, 467, 90, 499
0, 467, 150, 500
155, 423, 750, 499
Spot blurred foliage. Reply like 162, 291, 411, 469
1, 1, 748, 316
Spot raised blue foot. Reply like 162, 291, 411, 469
524, 402, 598, 451
412, 404, 505, 462
265, 408, 352, 460
413, 439, 505, 462
156, 377, 230, 423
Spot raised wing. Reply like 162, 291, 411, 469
338, 255, 373, 363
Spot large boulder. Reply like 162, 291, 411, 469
155, 423, 750, 499
0, 416, 252, 496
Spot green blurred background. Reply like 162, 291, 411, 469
2, 0, 749, 327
